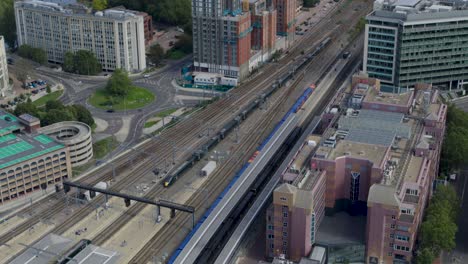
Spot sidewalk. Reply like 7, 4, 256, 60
142, 108, 185, 135
172, 79, 222, 95
29, 83, 63, 102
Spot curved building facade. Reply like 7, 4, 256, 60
39, 121, 93, 167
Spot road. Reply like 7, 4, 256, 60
24, 57, 192, 149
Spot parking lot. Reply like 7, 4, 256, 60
146, 26, 185, 52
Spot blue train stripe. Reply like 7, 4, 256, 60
168, 86, 315, 263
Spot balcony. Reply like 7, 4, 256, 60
403, 194, 419, 204
399, 214, 414, 224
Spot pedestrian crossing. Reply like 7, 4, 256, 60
134, 78, 159, 86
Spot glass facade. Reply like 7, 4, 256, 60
365, 11, 468, 88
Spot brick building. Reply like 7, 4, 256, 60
266, 73, 447, 264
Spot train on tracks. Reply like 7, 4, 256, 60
168, 79, 319, 264
162, 37, 330, 187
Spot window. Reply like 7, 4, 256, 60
283, 232, 288, 237
394, 245, 410, 252
350, 172, 360, 201
270, 243, 274, 249
391, 224, 396, 229
268, 234, 274, 239
388, 252, 392, 256
390, 234, 394, 238
406, 188, 418, 195
280, 197, 287, 201
283, 222, 288, 227
283, 241, 287, 246
391, 215, 396, 219
268, 225, 273, 230
395, 234, 410, 242
389, 243, 394, 248
283, 212, 288, 218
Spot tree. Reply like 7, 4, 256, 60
303, 0, 320, 7
42, 109, 75, 126
62, 50, 101, 75
147, 44, 165, 66
420, 212, 457, 254
105, 68, 132, 97
18, 45, 47, 64
174, 34, 193, 54
0, 0, 17, 49
417, 185, 460, 262
108, 0, 191, 26
92, 0, 108, 10
63, 51, 75, 73
46, 85, 51, 94
440, 104, 468, 171
45, 100, 65, 111
416, 248, 435, 264
14, 102, 39, 117
72, 105, 95, 127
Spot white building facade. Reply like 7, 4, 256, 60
0, 36, 9, 97
14, 0, 146, 72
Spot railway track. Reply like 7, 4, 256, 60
127, 59, 304, 264
0, 0, 370, 261
125, 3, 372, 263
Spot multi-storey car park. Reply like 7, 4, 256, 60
266, 72, 446, 264
0, 111, 72, 206
364, 0, 468, 90
14, 0, 147, 72
38, 121, 93, 167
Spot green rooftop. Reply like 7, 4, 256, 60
0, 110, 65, 170
0, 141, 34, 160
0, 144, 64, 169
34, 134, 54, 144
0, 134, 17, 144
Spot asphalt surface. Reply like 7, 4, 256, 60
34, 58, 192, 146
452, 96, 468, 112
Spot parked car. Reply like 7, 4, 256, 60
106, 109, 115, 113
143, 74, 150, 78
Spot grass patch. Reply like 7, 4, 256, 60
166, 49, 187, 60
348, 16, 366, 41
144, 108, 178, 128
155, 108, 177, 118
32, 90, 63, 107
89, 86, 155, 110
144, 120, 159, 128
72, 161, 95, 177
93, 136, 119, 160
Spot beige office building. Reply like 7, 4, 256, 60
14, 0, 146, 72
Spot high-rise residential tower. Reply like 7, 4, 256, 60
192, 0, 252, 81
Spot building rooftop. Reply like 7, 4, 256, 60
327, 140, 388, 167
0, 133, 65, 169
363, 86, 412, 107
370, 0, 468, 22
403, 155, 424, 183
16, 0, 144, 21
367, 184, 400, 207
0, 111, 21, 136
0, 111, 65, 170
10, 234, 119, 264
338, 109, 411, 146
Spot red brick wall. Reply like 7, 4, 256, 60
237, 13, 252, 66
